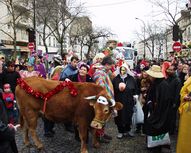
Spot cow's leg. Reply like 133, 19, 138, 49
25, 109, 43, 149
19, 113, 30, 146
78, 124, 88, 153
91, 128, 100, 148
23, 122, 30, 146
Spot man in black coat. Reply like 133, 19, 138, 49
0, 95, 18, 153
2, 61, 20, 94
166, 64, 182, 135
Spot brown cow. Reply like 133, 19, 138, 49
15, 77, 122, 153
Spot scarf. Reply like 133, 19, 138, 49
78, 74, 86, 82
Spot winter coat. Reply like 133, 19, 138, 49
144, 78, 173, 136
112, 74, 138, 125
166, 74, 182, 109
0, 98, 18, 153
67, 73, 93, 83
60, 64, 78, 81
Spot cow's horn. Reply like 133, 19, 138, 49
110, 99, 116, 107
84, 95, 97, 100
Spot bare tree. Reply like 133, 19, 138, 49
35, 0, 56, 54
135, 22, 165, 59
148, 0, 187, 43
44, 0, 85, 55
0, 0, 31, 60
83, 27, 113, 59
69, 21, 112, 59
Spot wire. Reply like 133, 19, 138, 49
85, 0, 136, 8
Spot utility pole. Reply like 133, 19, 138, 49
33, 0, 37, 52
135, 17, 146, 59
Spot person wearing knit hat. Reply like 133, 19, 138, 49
112, 62, 138, 139
162, 61, 171, 79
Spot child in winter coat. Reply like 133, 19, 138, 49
2, 83, 15, 124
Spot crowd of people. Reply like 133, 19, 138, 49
0, 48, 191, 153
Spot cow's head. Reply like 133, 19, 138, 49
84, 95, 123, 129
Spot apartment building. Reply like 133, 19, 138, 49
136, 8, 191, 60
0, 0, 30, 59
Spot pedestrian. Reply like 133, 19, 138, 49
0, 94, 19, 153
2, 61, 20, 124
2, 61, 21, 94
178, 63, 189, 86
164, 63, 182, 135
112, 62, 138, 139
2, 84, 15, 124
34, 56, 46, 78
92, 56, 115, 143
19, 62, 40, 78
66, 63, 93, 142
60, 56, 79, 80
60, 56, 79, 133
88, 53, 105, 77
176, 75, 191, 153
144, 65, 172, 153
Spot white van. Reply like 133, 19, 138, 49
113, 46, 137, 69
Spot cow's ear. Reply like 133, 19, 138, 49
114, 102, 123, 110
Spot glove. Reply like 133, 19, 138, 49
8, 124, 20, 131
65, 78, 71, 82
133, 95, 139, 100
5, 97, 12, 102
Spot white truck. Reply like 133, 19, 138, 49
113, 46, 137, 69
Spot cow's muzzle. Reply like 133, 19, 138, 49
90, 119, 105, 129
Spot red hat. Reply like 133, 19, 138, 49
140, 60, 147, 67
162, 61, 171, 78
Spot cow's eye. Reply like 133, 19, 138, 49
103, 108, 109, 114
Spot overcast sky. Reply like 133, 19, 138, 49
79, 0, 187, 43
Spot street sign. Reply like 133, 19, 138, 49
172, 41, 182, 52
28, 42, 35, 51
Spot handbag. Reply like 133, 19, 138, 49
147, 133, 171, 148
135, 97, 144, 124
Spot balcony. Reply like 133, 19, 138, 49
16, 18, 29, 28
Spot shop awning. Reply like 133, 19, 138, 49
4, 45, 30, 52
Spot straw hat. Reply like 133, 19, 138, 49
146, 65, 164, 78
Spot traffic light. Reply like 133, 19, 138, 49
173, 25, 179, 41
27, 28, 36, 42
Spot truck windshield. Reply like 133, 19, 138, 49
115, 48, 134, 60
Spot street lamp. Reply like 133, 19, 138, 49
135, 17, 146, 59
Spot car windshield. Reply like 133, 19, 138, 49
115, 48, 134, 60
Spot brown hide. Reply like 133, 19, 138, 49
15, 77, 116, 153
16, 77, 108, 123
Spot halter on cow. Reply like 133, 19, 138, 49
15, 77, 122, 153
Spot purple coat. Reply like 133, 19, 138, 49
34, 63, 46, 78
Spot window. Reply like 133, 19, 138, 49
188, 27, 191, 37
49, 37, 51, 46
7, 24, 10, 29
53, 38, 56, 47
39, 35, 41, 45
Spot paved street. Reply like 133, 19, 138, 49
15, 119, 177, 153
